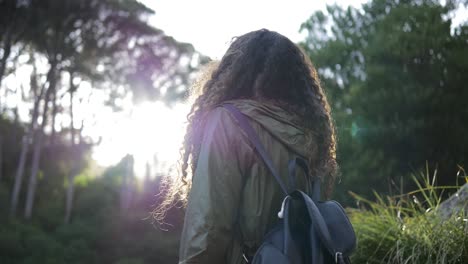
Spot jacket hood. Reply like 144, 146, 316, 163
225, 99, 308, 158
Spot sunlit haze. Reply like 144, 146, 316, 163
91, 101, 189, 177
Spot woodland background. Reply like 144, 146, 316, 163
0, 0, 467, 263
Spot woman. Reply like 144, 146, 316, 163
157, 29, 338, 263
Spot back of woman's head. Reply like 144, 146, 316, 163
153, 29, 338, 223
202, 29, 322, 105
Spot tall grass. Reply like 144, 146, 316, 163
349, 168, 468, 264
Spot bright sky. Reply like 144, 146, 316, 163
145, 0, 369, 59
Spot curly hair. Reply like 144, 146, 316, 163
153, 29, 338, 223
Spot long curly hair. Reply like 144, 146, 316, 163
153, 29, 338, 223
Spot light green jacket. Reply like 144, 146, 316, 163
179, 99, 313, 264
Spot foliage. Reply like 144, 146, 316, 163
0, 160, 183, 264
0, 0, 203, 105
300, 0, 468, 203
350, 172, 468, 263
0, 1, 199, 261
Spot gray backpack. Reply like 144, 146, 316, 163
224, 104, 356, 264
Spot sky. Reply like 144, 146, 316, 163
144, 0, 369, 59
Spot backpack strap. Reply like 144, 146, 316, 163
222, 103, 289, 195
288, 157, 321, 202
224, 104, 321, 201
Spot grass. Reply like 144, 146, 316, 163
349, 167, 468, 264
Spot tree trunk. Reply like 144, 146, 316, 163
64, 171, 76, 223
64, 77, 76, 224
144, 162, 151, 194
70, 75, 75, 145
120, 155, 134, 213
24, 61, 57, 219
50, 88, 58, 145
9, 72, 43, 217
78, 121, 84, 144
0, 136, 3, 182
13, 107, 19, 125
24, 130, 43, 219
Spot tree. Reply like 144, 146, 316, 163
64, 70, 90, 223
0, 0, 30, 100
300, 0, 468, 202
6, 0, 203, 218
9, 52, 43, 217
0, 136, 3, 182
120, 155, 135, 213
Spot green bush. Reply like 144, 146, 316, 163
350, 173, 468, 263
0, 220, 67, 264
0, 183, 10, 214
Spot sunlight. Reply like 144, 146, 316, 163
91, 101, 189, 178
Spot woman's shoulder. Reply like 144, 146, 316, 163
215, 99, 308, 159
202, 105, 241, 141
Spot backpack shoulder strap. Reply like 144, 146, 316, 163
288, 157, 321, 202
222, 103, 289, 195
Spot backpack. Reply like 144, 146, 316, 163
223, 104, 357, 264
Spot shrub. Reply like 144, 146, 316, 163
350, 171, 468, 263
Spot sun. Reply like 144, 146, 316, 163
91, 101, 189, 178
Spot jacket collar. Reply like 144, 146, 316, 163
224, 99, 308, 158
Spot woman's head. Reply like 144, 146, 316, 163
195, 29, 323, 103
154, 29, 337, 222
